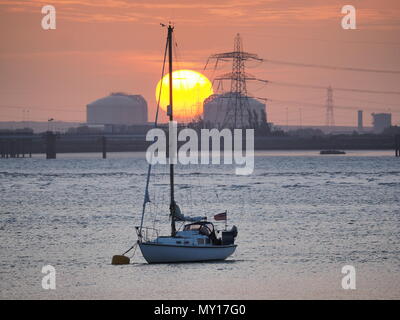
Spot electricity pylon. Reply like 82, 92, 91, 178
326, 86, 335, 127
208, 33, 262, 128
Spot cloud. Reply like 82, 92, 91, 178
1, 0, 399, 29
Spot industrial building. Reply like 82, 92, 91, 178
203, 93, 266, 128
372, 113, 391, 133
87, 93, 148, 125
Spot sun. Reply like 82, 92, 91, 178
155, 69, 213, 120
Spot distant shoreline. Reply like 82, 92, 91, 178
0, 133, 398, 157
4, 150, 397, 160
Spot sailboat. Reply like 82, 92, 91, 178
136, 24, 238, 264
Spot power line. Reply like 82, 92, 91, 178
242, 32, 400, 47
0, 114, 83, 122
262, 58, 400, 75
334, 96, 400, 108
263, 97, 400, 114
256, 79, 400, 96
0, 105, 85, 113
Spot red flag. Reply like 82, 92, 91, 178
214, 211, 227, 221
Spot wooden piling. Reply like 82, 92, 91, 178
22, 139, 25, 158
10, 140, 15, 158
16, 139, 20, 158
6, 140, 9, 158
396, 134, 400, 157
102, 136, 107, 159
46, 131, 57, 159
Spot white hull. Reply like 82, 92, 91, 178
139, 242, 237, 263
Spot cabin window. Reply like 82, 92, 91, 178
184, 224, 201, 231
176, 241, 182, 244
197, 238, 205, 245
184, 223, 214, 233
184, 241, 189, 245
199, 225, 212, 236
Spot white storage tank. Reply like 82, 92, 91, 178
87, 93, 148, 125
203, 93, 266, 128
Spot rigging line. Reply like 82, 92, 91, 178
173, 34, 192, 122
255, 79, 400, 96
172, 38, 187, 118
173, 36, 206, 123
173, 36, 182, 71
151, 170, 161, 234
262, 58, 400, 75
154, 38, 169, 127
139, 28, 169, 239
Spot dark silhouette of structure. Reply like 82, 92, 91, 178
102, 136, 107, 159
45, 131, 56, 159
358, 110, 363, 131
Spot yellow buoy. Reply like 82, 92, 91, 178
111, 255, 130, 265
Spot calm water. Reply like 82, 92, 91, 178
1, 150, 399, 299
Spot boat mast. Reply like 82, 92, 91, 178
167, 24, 176, 237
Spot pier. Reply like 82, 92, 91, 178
0, 138, 32, 158
0, 132, 399, 158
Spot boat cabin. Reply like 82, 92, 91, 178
182, 221, 219, 244
182, 221, 238, 246
183, 221, 214, 235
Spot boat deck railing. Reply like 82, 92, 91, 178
135, 226, 159, 242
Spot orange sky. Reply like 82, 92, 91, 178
0, 0, 399, 127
